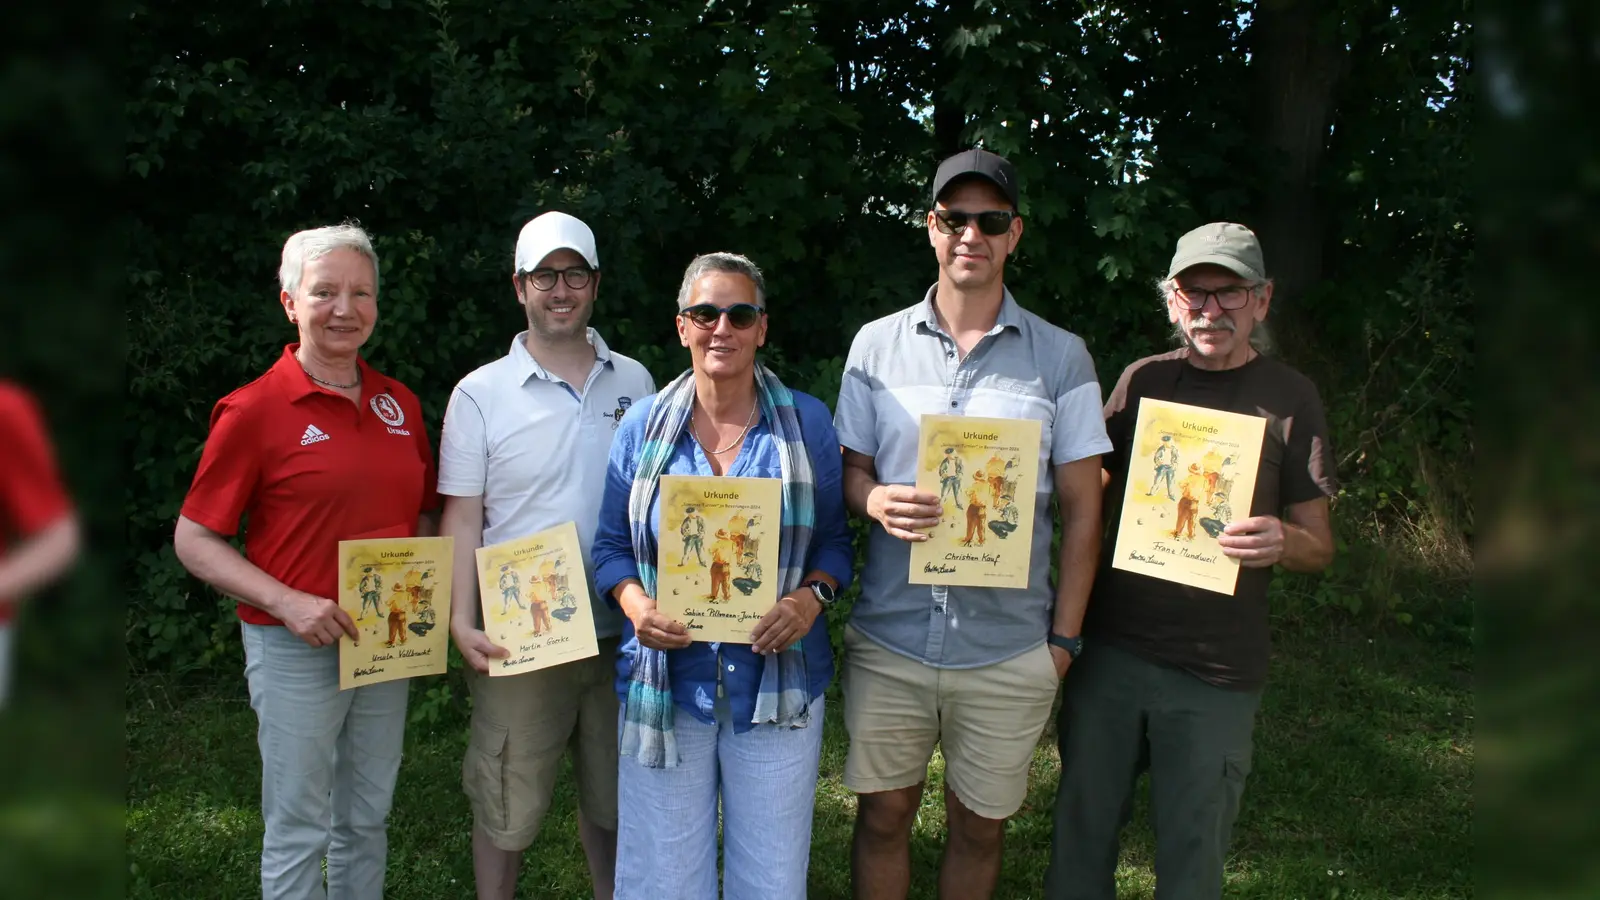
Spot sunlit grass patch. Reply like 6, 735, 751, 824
128, 621, 1471, 899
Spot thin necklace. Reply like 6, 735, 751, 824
691, 401, 759, 456
298, 356, 361, 390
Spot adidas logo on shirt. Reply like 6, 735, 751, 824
300, 424, 331, 446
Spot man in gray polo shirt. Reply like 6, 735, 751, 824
440, 211, 655, 900
835, 149, 1112, 899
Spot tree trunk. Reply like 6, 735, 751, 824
932, 90, 966, 159
930, 1, 976, 159
1250, 0, 1348, 349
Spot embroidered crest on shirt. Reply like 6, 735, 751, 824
603, 396, 634, 429
370, 393, 410, 435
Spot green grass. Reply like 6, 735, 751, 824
0, 692, 124, 900
126, 621, 1472, 899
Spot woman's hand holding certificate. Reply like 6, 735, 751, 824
630, 602, 693, 651
278, 589, 359, 648
749, 589, 821, 655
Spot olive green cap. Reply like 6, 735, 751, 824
1166, 222, 1266, 281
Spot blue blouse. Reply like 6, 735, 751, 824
592, 389, 854, 734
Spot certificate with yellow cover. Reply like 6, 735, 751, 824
909, 415, 1043, 589
656, 474, 782, 643
474, 521, 600, 677
1111, 398, 1267, 594
338, 536, 453, 690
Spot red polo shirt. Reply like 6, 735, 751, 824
180, 345, 440, 626
0, 383, 74, 624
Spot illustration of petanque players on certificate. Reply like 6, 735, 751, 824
474, 521, 600, 677
656, 474, 781, 643
1111, 397, 1266, 594
337, 535, 453, 690
909, 414, 1042, 589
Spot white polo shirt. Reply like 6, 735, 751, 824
438, 329, 655, 638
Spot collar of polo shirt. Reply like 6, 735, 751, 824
511, 327, 614, 386
914, 286, 1027, 339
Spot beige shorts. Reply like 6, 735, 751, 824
463, 638, 620, 850
841, 624, 1059, 820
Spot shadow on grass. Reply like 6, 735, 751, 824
810, 623, 1471, 900
127, 616, 1470, 899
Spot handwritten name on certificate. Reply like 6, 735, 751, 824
1111, 398, 1267, 595
656, 475, 782, 644
909, 415, 1043, 589
339, 536, 453, 690
475, 521, 600, 677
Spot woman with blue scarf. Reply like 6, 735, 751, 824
592, 252, 853, 899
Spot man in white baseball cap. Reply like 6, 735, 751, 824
439, 210, 655, 900
513, 210, 600, 275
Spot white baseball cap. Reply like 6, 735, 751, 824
513, 211, 598, 274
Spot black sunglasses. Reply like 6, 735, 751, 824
679, 303, 765, 330
932, 209, 1017, 236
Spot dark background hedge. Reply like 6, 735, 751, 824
125, 0, 1471, 671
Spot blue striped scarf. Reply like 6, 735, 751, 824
620, 365, 816, 768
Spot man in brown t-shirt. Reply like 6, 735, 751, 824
1044, 223, 1338, 900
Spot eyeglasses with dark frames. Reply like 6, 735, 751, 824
679, 303, 765, 330
523, 266, 594, 291
1170, 283, 1256, 311
932, 209, 1017, 236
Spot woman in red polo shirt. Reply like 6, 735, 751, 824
174, 223, 439, 900
0, 383, 80, 708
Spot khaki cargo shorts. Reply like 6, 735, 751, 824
462, 637, 620, 851
841, 625, 1059, 820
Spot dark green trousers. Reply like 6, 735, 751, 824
1044, 642, 1262, 900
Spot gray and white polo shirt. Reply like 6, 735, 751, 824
438, 329, 655, 639
834, 287, 1111, 668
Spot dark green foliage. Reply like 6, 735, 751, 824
128, 0, 1471, 672
1, 1, 122, 689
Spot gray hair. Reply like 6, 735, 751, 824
675, 252, 766, 310
279, 223, 381, 297
1156, 277, 1274, 354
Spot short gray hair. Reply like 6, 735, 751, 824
676, 252, 766, 310
279, 223, 381, 297
1156, 276, 1274, 354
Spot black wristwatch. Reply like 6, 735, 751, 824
803, 580, 837, 607
1048, 632, 1084, 660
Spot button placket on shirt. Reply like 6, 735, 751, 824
941, 334, 960, 411
577, 359, 608, 437
575, 377, 595, 440
928, 329, 973, 661
923, 324, 1008, 663
941, 325, 1005, 413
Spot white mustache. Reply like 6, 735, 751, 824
1190, 316, 1236, 333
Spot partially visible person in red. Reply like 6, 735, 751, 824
0, 383, 81, 707
173, 223, 439, 900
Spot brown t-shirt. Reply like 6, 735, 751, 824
1086, 349, 1338, 690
